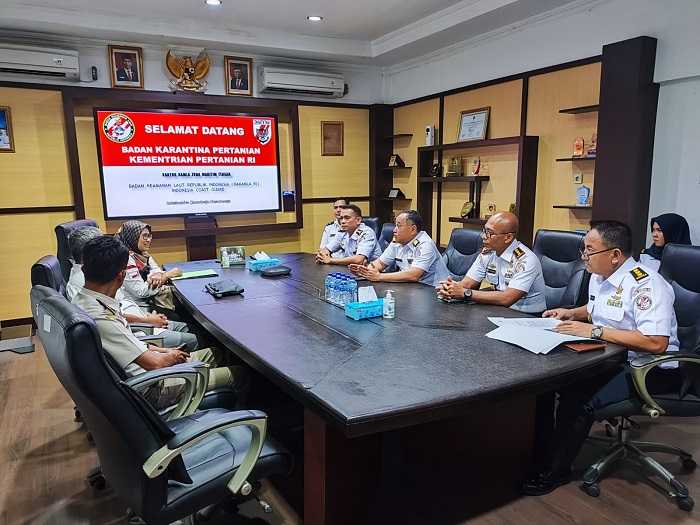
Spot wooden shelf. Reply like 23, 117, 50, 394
418, 176, 490, 183
382, 196, 411, 201
559, 104, 599, 114
448, 217, 487, 225
384, 133, 413, 140
384, 166, 412, 170
419, 136, 526, 153
556, 156, 596, 162
553, 205, 592, 209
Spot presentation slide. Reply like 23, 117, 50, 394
95, 109, 282, 218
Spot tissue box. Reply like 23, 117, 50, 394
344, 299, 384, 321
246, 258, 281, 272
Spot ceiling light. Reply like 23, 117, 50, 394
307, 15, 323, 21
205, 0, 222, 6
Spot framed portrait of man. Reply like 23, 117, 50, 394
108, 45, 144, 89
225, 56, 253, 96
0, 106, 14, 153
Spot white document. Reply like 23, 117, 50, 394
487, 317, 562, 330
485, 325, 594, 355
358, 286, 378, 303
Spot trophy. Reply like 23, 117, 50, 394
587, 132, 597, 157
573, 137, 585, 157
460, 201, 474, 218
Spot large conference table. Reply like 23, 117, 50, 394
170, 253, 626, 524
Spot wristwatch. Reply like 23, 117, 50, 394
463, 289, 473, 300
591, 325, 604, 340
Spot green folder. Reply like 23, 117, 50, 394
171, 269, 219, 280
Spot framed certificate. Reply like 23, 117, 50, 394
457, 107, 490, 142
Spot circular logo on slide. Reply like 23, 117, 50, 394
102, 113, 135, 143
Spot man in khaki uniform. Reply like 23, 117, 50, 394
72, 235, 248, 408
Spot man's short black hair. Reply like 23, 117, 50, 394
590, 220, 632, 256
341, 204, 363, 218
400, 210, 423, 232
82, 236, 130, 284
335, 197, 350, 205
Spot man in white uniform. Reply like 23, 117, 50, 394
436, 212, 547, 313
316, 204, 381, 266
523, 220, 680, 495
350, 210, 448, 286
319, 198, 349, 257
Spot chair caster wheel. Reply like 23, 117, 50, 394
580, 483, 600, 498
676, 496, 694, 512
682, 458, 697, 472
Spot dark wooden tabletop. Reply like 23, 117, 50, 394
170, 253, 627, 437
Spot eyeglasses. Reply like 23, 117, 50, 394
579, 247, 616, 261
481, 228, 515, 239
140, 232, 153, 240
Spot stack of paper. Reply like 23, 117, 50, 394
485, 317, 594, 355
171, 269, 219, 280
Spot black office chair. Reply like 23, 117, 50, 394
362, 216, 382, 239
55, 218, 98, 281
532, 229, 589, 309
579, 244, 700, 511
31, 285, 292, 524
31, 255, 67, 298
441, 228, 483, 280
378, 223, 395, 252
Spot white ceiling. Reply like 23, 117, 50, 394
0, 0, 586, 65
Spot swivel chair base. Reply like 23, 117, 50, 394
581, 418, 696, 511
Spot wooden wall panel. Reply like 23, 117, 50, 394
0, 88, 72, 207
393, 98, 440, 222
527, 63, 601, 233
442, 80, 522, 142
0, 211, 75, 319
298, 106, 369, 199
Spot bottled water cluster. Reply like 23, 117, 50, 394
324, 272, 359, 307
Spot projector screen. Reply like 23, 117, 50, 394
94, 109, 282, 219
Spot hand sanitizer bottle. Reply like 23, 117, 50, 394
383, 290, 395, 319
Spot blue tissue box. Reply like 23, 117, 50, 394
246, 258, 281, 272
345, 299, 384, 320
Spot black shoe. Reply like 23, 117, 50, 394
522, 470, 571, 496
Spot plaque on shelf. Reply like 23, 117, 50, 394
573, 136, 585, 157
576, 185, 591, 206
388, 188, 406, 199
445, 156, 463, 177
460, 201, 474, 218
388, 154, 406, 168
457, 107, 490, 142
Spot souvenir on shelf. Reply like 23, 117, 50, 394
460, 201, 474, 218
471, 157, 481, 176
576, 185, 591, 206
573, 136, 585, 157
587, 132, 597, 157
445, 157, 463, 177
388, 154, 406, 168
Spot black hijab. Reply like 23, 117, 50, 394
645, 213, 691, 260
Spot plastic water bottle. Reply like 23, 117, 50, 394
348, 278, 358, 303
339, 276, 349, 306
324, 275, 333, 302
330, 274, 340, 305
383, 290, 395, 319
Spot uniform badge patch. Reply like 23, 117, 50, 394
513, 247, 525, 259
635, 294, 652, 310
630, 267, 649, 282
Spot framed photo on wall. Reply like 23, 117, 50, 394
225, 56, 253, 96
321, 121, 344, 156
0, 106, 14, 153
457, 106, 490, 142
108, 45, 144, 89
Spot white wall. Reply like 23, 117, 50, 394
0, 40, 383, 105
384, 0, 700, 104
648, 76, 700, 245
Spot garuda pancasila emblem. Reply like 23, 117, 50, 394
165, 49, 210, 92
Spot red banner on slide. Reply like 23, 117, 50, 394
96, 110, 278, 167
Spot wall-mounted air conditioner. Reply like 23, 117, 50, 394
0, 44, 80, 80
259, 66, 345, 98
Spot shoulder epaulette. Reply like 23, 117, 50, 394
513, 246, 525, 259
325, 221, 334, 227
412, 238, 420, 247
630, 267, 649, 282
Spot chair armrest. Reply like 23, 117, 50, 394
628, 353, 700, 417
142, 410, 268, 496
124, 361, 209, 419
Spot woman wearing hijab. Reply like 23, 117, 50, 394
116, 220, 182, 313
640, 213, 691, 271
